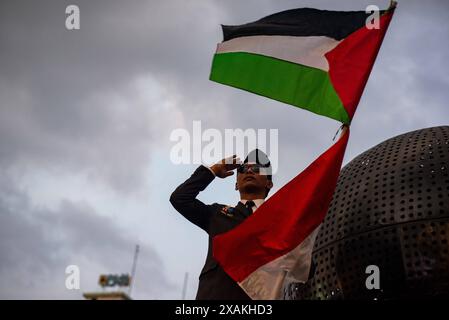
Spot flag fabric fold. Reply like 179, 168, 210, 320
210, 7, 395, 124
213, 128, 350, 299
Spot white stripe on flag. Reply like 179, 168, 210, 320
238, 225, 321, 300
217, 36, 340, 71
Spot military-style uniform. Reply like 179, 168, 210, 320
170, 165, 252, 300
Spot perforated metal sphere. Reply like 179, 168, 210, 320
285, 126, 449, 300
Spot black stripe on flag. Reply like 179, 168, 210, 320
222, 8, 386, 42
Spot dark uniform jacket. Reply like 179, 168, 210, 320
169, 165, 252, 300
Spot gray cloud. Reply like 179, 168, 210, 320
0, 169, 173, 299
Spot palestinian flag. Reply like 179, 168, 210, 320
210, 6, 396, 124
213, 128, 349, 299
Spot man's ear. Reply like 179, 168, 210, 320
235, 182, 238, 191
266, 180, 273, 190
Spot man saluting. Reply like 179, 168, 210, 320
170, 149, 273, 300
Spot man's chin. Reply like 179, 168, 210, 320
240, 182, 262, 194
242, 180, 256, 187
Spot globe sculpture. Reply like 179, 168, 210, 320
285, 126, 449, 299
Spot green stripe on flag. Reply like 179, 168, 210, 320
210, 52, 349, 124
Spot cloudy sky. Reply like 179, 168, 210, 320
0, 0, 448, 299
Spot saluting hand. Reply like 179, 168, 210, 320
210, 155, 242, 179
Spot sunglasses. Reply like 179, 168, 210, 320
237, 163, 264, 174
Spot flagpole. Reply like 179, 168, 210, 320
389, 1, 398, 10
128, 244, 140, 297
339, 124, 349, 139
332, 124, 349, 141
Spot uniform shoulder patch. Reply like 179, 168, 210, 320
219, 205, 235, 218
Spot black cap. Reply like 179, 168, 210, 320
243, 149, 272, 177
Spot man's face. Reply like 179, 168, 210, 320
236, 163, 273, 196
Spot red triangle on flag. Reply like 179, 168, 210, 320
326, 9, 396, 121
